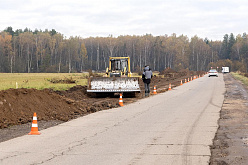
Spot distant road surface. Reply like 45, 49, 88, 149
0, 74, 225, 165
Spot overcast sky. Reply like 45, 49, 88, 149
0, 0, 247, 41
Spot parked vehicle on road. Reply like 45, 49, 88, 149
208, 69, 218, 77
222, 67, 229, 73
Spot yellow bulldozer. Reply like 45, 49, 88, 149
87, 57, 140, 95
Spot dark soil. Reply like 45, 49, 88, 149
210, 74, 248, 165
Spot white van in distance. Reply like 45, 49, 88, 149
222, 67, 229, 73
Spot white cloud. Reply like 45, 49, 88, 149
0, 0, 247, 40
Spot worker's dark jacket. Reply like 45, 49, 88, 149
142, 67, 153, 84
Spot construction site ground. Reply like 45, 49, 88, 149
1, 70, 248, 164
0, 69, 201, 142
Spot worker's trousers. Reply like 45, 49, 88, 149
144, 83, 150, 97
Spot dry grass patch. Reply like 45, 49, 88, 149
0, 73, 89, 91
231, 72, 248, 86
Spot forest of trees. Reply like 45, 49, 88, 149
0, 26, 248, 73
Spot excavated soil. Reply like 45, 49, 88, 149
210, 74, 248, 165
0, 70, 204, 143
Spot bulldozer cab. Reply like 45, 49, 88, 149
107, 57, 131, 77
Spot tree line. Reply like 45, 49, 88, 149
0, 26, 248, 73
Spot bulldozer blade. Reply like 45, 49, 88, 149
87, 77, 140, 93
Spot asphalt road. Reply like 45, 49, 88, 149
0, 74, 225, 165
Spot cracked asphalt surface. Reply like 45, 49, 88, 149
0, 74, 225, 165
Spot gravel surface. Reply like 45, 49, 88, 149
210, 73, 248, 165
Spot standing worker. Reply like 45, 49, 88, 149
142, 65, 153, 97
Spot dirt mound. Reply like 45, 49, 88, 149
0, 88, 79, 128
55, 85, 88, 100
159, 68, 179, 80
178, 69, 190, 77
0, 87, 120, 129
159, 68, 177, 75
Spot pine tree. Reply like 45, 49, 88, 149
228, 33, 235, 59
4, 27, 14, 36
221, 34, 229, 59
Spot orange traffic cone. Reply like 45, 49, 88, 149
180, 80, 183, 85
119, 93, 124, 106
191, 77, 192, 81
185, 79, 187, 83
28, 112, 41, 135
188, 78, 190, 82
193, 76, 196, 80
168, 83, 172, 91
153, 86, 157, 94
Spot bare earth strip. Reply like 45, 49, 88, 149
210, 74, 248, 165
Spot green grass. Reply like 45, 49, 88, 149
0, 73, 89, 91
231, 72, 248, 86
